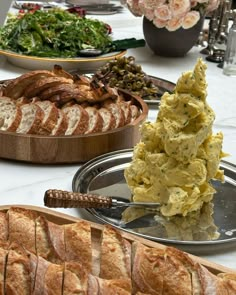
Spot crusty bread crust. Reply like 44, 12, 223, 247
85, 106, 103, 134
7, 207, 38, 254
0, 212, 8, 241
99, 225, 131, 280
0, 96, 22, 132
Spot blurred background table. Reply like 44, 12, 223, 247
0, 1, 236, 270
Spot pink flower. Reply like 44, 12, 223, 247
153, 17, 168, 28
169, 0, 191, 17
154, 4, 171, 21
144, 8, 155, 20
166, 16, 183, 31
182, 10, 200, 29
126, 0, 143, 16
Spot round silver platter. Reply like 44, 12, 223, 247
72, 149, 236, 252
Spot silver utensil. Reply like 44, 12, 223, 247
44, 189, 161, 210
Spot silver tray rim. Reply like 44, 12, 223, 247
72, 148, 236, 246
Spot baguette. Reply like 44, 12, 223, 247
87, 274, 132, 295
63, 261, 89, 294
0, 212, 8, 241
103, 99, 125, 128
33, 255, 63, 295
7, 207, 38, 254
35, 215, 65, 264
0, 243, 8, 294
5, 243, 31, 295
99, 225, 131, 280
64, 221, 92, 273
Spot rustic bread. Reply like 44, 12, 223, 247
63, 104, 89, 135
85, 106, 103, 134
0, 243, 8, 294
23, 76, 74, 99
0, 96, 22, 132
119, 101, 132, 125
98, 107, 116, 132
64, 220, 92, 273
35, 215, 65, 264
33, 255, 63, 295
5, 243, 31, 295
130, 104, 140, 122
50, 108, 68, 136
99, 225, 131, 280
0, 212, 8, 241
3, 70, 56, 99
63, 261, 89, 294
103, 99, 125, 128
7, 207, 38, 254
87, 274, 132, 295
35, 100, 59, 135
16, 102, 44, 134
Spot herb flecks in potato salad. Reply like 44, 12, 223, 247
125, 58, 227, 218
0, 9, 112, 58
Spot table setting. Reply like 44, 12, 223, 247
0, 0, 236, 293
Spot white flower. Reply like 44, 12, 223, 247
169, 0, 191, 17
182, 11, 200, 29
166, 16, 183, 31
153, 17, 168, 28
154, 4, 171, 21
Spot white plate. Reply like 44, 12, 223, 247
0, 49, 126, 72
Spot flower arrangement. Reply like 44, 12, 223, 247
122, 0, 220, 31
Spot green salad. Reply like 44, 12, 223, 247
0, 9, 113, 58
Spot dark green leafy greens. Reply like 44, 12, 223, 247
0, 9, 113, 58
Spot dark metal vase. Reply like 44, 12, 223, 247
142, 16, 205, 57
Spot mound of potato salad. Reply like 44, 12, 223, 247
125, 58, 227, 218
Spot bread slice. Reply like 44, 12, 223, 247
103, 99, 125, 128
3, 70, 56, 99
64, 220, 92, 273
16, 102, 44, 134
50, 108, 68, 136
5, 243, 31, 295
98, 107, 116, 132
33, 255, 63, 295
35, 215, 65, 264
0, 212, 8, 241
87, 274, 132, 295
63, 104, 89, 135
0, 96, 22, 132
0, 243, 8, 294
119, 101, 132, 125
85, 106, 103, 134
63, 262, 89, 294
130, 104, 140, 122
99, 225, 131, 280
34, 100, 59, 135
7, 207, 38, 254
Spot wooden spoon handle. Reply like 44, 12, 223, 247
44, 189, 112, 209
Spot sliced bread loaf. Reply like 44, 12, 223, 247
34, 100, 59, 135
98, 107, 116, 132
84, 106, 103, 134
62, 104, 89, 135
0, 96, 22, 132
51, 109, 68, 136
16, 103, 44, 134
103, 99, 125, 129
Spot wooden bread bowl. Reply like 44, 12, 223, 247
0, 88, 148, 164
